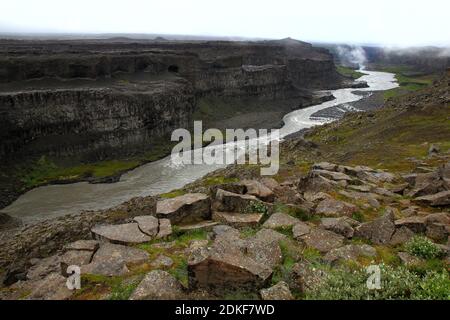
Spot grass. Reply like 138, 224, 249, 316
336, 65, 367, 80
379, 65, 437, 100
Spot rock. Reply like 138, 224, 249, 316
303, 191, 332, 203
390, 227, 415, 246
212, 212, 263, 228
426, 223, 450, 242
348, 185, 372, 193
312, 169, 353, 182
91, 223, 152, 245
320, 217, 356, 238
156, 219, 172, 239
150, 255, 174, 268
27, 255, 61, 280
315, 198, 357, 217
394, 216, 427, 233
414, 191, 450, 206
64, 240, 99, 252
82, 243, 149, 276
156, 193, 210, 224
273, 186, 304, 205
240, 180, 275, 202
401, 207, 420, 217
263, 212, 300, 229
355, 210, 395, 245
298, 228, 344, 253
389, 183, 409, 194
312, 162, 338, 172
129, 270, 185, 300
188, 229, 285, 290
133, 215, 159, 237
178, 221, 219, 232
211, 225, 234, 238
260, 178, 280, 191
213, 189, 264, 213
292, 222, 311, 239
398, 252, 422, 266
402, 173, 418, 187
425, 212, 450, 225
339, 190, 381, 208
60, 250, 93, 276
260, 281, 294, 300
408, 172, 444, 198
289, 261, 327, 293
298, 171, 336, 193
26, 273, 73, 300
324, 244, 377, 265
0, 212, 22, 230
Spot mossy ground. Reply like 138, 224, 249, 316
336, 66, 367, 80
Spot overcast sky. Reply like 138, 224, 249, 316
1, 0, 449, 46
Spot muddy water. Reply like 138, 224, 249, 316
1, 70, 398, 223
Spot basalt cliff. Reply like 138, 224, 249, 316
0, 38, 344, 162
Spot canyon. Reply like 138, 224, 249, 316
0, 38, 344, 163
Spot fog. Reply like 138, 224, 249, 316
1, 0, 449, 46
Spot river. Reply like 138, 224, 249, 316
1, 70, 398, 223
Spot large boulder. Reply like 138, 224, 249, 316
315, 198, 357, 217
26, 273, 73, 300
91, 223, 152, 245
297, 228, 344, 253
129, 270, 185, 300
263, 212, 300, 229
324, 244, 377, 265
156, 193, 211, 224
260, 281, 294, 300
212, 212, 263, 228
320, 217, 358, 238
81, 243, 149, 276
390, 226, 415, 246
355, 210, 396, 245
212, 189, 266, 213
394, 216, 427, 233
311, 169, 353, 182
414, 191, 450, 207
188, 228, 285, 290
240, 180, 275, 202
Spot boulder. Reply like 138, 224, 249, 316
414, 191, 450, 206
355, 210, 395, 245
292, 222, 311, 239
60, 250, 94, 276
312, 162, 338, 171
213, 189, 264, 213
91, 223, 152, 245
298, 172, 336, 193
81, 243, 149, 276
260, 178, 280, 191
260, 281, 294, 300
297, 228, 344, 253
129, 270, 185, 300
177, 221, 218, 232
390, 227, 415, 246
212, 212, 263, 228
156, 193, 211, 224
241, 180, 275, 202
312, 169, 353, 182
150, 255, 174, 268
188, 228, 285, 290
27, 255, 61, 280
64, 240, 99, 252
397, 252, 422, 266
339, 190, 381, 208
26, 273, 73, 300
394, 216, 427, 233
263, 212, 300, 229
156, 219, 173, 239
426, 223, 450, 242
133, 215, 159, 237
407, 172, 444, 198
324, 244, 377, 264
320, 217, 357, 238
303, 191, 332, 203
315, 198, 357, 217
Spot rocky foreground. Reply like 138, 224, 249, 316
0, 158, 448, 300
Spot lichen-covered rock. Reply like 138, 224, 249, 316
240, 180, 275, 202
315, 198, 357, 217
414, 190, 450, 207
64, 240, 99, 252
212, 212, 263, 228
91, 223, 152, 245
320, 217, 357, 238
263, 212, 300, 229
129, 270, 185, 300
394, 216, 427, 234
26, 273, 73, 300
212, 189, 264, 213
292, 222, 311, 239
297, 228, 344, 253
260, 281, 294, 300
324, 244, 377, 264
355, 211, 396, 245
390, 226, 415, 246
156, 193, 211, 224
133, 215, 159, 237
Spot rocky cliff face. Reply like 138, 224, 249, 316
0, 38, 344, 161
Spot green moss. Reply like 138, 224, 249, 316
203, 176, 240, 186
159, 189, 187, 199
302, 247, 322, 263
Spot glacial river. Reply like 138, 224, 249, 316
2, 70, 398, 223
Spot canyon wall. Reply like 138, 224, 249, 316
0, 38, 344, 161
